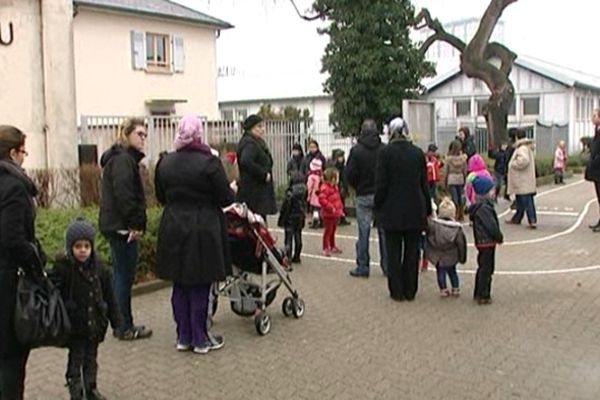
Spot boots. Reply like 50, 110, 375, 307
456, 206, 465, 222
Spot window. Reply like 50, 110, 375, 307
235, 109, 248, 121
508, 99, 516, 116
522, 97, 540, 116
455, 100, 471, 117
146, 33, 170, 69
221, 110, 234, 120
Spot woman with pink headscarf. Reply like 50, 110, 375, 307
154, 115, 235, 354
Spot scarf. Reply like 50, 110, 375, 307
0, 159, 38, 196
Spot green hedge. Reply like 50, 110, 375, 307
37, 207, 162, 283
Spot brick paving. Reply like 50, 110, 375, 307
25, 176, 600, 399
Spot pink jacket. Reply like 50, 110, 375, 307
307, 173, 322, 208
465, 154, 493, 205
553, 148, 567, 171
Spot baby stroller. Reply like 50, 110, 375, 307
215, 203, 305, 335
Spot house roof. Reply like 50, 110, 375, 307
425, 55, 600, 93
73, 0, 233, 29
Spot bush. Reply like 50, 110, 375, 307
535, 157, 554, 178
37, 207, 162, 283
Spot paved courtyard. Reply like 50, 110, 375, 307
26, 177, 600, 400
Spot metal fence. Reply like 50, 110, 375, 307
79, 116, 354, 188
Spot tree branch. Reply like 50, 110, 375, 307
485, 42, 517, 76
414, 8, 466, 55
288, 0, 325, 21
467, 0, 519, 57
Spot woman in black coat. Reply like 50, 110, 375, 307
374, 118, 432, 301
0, 126, 43, 399
586, 109, 600, 232
99, 118, 152, 341
155, 115, 235, 354
237, 115, 277, 218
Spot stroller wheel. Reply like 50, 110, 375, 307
254, 313, 271, 336
282, 297, 294, 317
292, 298, 305, 319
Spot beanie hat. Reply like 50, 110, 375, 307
438, 197, 456, 220
174, 114, 204, 151
243, 114, 263, 132
309, 158, 323, 172
389, 117, 405, 135
472, 176, 495, 196
66, 218, 95, 257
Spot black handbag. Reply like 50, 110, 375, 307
14, 244, 71, 348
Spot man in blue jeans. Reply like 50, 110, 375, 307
506, 129, 538, 229
346, 119, 387, 277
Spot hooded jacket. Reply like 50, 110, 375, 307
465, 154, 493, 205
425, 218, 467, 267
507, 138, 537, 195
444, 154, 468, 186
585, 125, 600, 182
345, 129, 385, 196
468, 199, 503, 248
278, 178, 308, 229
318, 182, 345, 220
99, 145, 147, 234
488, 147, 508, 175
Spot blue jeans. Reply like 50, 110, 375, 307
448, 185, 463, 210
355, 195, 388, 274
110, 236, 139, 332
511, 194, 537, 224
436, 264, 460, 290
494, 172, 505, 198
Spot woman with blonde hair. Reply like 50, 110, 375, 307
99, 118, 152, 340
0, 126, 44, 399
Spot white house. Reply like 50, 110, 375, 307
423, 55, 600, 152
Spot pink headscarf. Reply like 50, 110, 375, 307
174, 115, 205, 151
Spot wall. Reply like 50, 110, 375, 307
73, 8, 220, 120
0, 0, 77, 169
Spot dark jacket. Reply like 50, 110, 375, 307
49, 255, 120, 343
585, 126, 600, 182
425, 218, 467, 267
468, 199, 504, 248
300, 151, 326, 176
155, 150, 235, 284
462, 136, 477, 160
277, 182, 307, 229
374, 138, 432, 231
287, 155, 304, 179
346, 130, 385, 196
0, 160, 41, 357
99, 145, 147, 234
488, 147, 508, 175
237, 133, 277, 216
332, 159, 348, 198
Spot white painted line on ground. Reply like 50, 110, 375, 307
536, 211, 579, 217
301, 253, 600, 276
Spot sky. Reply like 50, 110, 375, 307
174, 0, 600, 95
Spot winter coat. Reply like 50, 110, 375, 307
155, 149, 235, 284
49, 255, 120, 343
374, 138, 432, 231
237, 133, 277, 216
426, 155, 442, 183
468, 199, 503, 249
300, 151, 326, 176
287, 155, 303, 179
488, 147, 508, 175
553, 147, 568, 171
507, 139, 537, 195
333, 160, 349, 197
444, 154, 468, 186
99, 145, 147, 234
307, 172, 322, 208
585, 126, 600, 182
277, 182, 307, 229
318, 182, 345, 220
462, 136, 477, 160
425, 218, 467, 267
465, 155, 493, 206
346, 130, 385, 196
0, 160, 41, 357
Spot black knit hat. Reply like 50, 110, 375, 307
243, 114, 263, 132
65, 218, 96, 255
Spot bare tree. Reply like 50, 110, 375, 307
415, 0, 519, 146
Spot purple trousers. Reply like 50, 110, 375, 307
171, 283, 214, 347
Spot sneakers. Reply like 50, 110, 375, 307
116, 325, 153, 341
349, 268, 369, 278
176, 343, 191, 352
451, 288, 461, 297
331, 247, 343, 254
193, 334, 225, 354
322, 249, 331, 257
440, 289, 450, 297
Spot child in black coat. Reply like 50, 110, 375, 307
50, 219, 120, 400
468, 177, 504, 305
278, 171, 308, 264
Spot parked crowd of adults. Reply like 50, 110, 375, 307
99, 118, 153, 340
346, 119, 387, 277
0, 126, 41, 399
586, 108, 600, 232
374, 118, 431, 301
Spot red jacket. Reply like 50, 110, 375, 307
426, 155, 442, 183
318, 182, 344, 219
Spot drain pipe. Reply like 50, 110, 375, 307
39, 2, 50, 169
